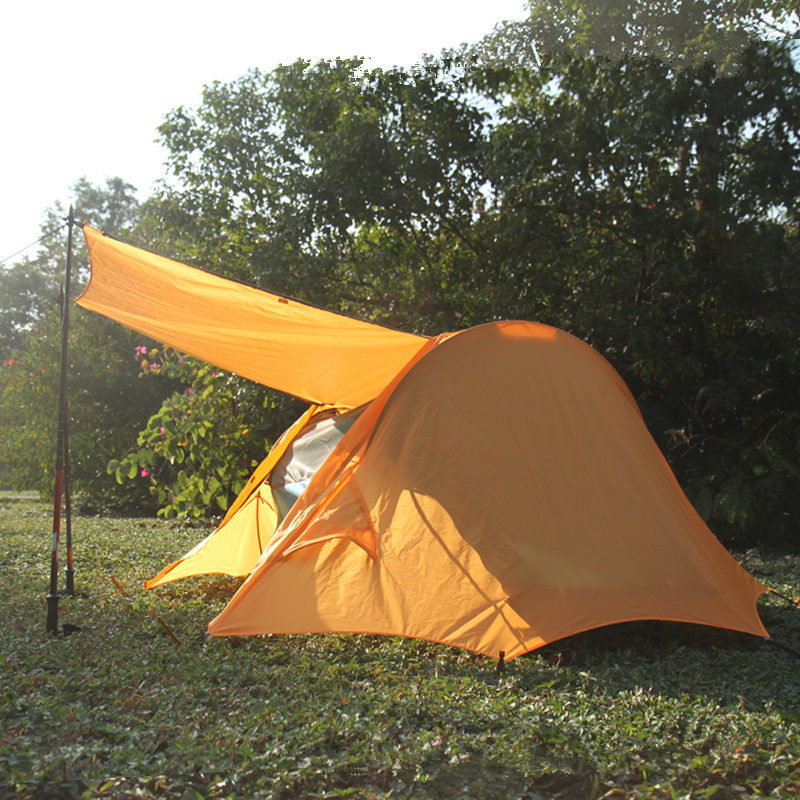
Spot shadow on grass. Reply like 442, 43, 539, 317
265, 757, 596, 800
521, 609, 800, 715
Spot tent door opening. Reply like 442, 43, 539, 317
269, 406, 364, 522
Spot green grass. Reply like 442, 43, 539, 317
1, 495, 799, 799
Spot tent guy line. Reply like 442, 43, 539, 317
70, 222, 771, 660
0, 220, 69, 267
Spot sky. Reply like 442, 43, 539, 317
0, 0, 528, 265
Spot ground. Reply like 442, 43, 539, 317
1, 494, 799, 799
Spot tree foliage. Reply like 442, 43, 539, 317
132, 38, 800, 544
108, 348, 301, 518
153, 59, 490, 332
0, 179, 175, 510
478, 0, 799, 73
4, 8, 799, 546
475, 40, 800, 542
113, 58, 494, 517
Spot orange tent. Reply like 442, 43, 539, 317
78, 226, 768, 659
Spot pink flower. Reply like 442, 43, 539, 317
160, 427, 166, 438
134, 345, 148, 357
140, 468, 150, 478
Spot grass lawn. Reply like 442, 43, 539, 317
1, 495, 799, 799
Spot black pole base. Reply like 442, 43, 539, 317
64, 567, 75, 596
46, 593, 60, 634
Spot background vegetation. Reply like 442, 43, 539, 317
1, 1, 798, 546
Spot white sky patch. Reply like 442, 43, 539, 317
0, 0, 528, 263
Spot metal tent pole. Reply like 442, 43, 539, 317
64, 407, 75, 595
46, 206, 75, 632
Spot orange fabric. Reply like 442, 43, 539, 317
77, 226, 427, 408
208, 321, 767, 658
144, 404, 326, 588
145, 482, 279, 587
78, 225, 767, 656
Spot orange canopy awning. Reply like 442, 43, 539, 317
77, 225, 428, 408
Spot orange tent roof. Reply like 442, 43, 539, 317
207, 322, 767, 658
77, 225, 427, 408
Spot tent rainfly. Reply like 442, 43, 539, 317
78, 225, 769, 660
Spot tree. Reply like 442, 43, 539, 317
477, 39, 800, 542
0, 179, 177, 510
0, 308, 173, 511
108, 350, 303, 518
0, 258, 55, 362
113, 37, 799, 544
153, 59, 489, 331
0, 177, 140, 360
108, 58, 493, 515
477, 0, 799, 73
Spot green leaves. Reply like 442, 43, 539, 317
152, 58, 489, 330
478, 0, 798, 74
4, 20, 797, 547
137, 40, 800, 543
111, 349, 292, 519
0, 178, 175, 513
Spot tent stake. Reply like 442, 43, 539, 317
46, 206, 75, 632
